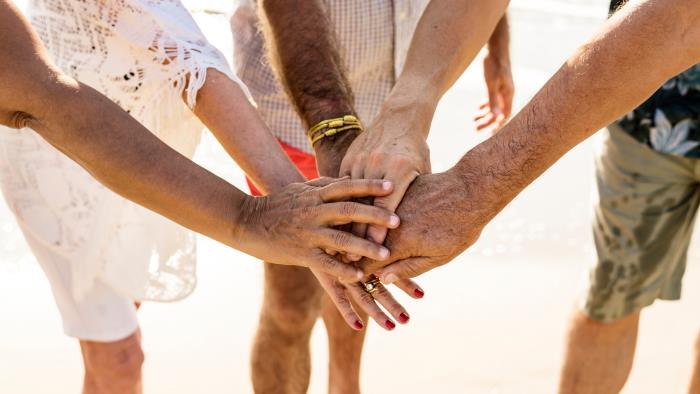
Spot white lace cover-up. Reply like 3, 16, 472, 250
0, 0, 249, 328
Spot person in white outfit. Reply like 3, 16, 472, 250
0, 1, 407, 392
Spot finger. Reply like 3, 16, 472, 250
306, 176, 342, 187
392, 278, 426, 299
346, 221, 368, 262
316, 275, 364, 330
318, 179, 393, 202
475, 112, 497, 130
345, 165, 369, 262
320, 229, 391, 262
366, 171, 419, 244
369, 282, 411, 324
319, 202, 400, 229
311, 251, 364, 282
473, 104, 491, 121
347, 283, 396, 330
376, 256, 438, 283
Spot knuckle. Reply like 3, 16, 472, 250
319, 255, 339, 271
332, 231, 352, 248
368, 152, 386, 166
375, 285, 391, 298
358, 290, 375, 305
339, 202, 357, 217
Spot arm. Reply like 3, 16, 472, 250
0, 0, 399, 281
258, 0, 358, 177
371, 0, 700, 282
474, 15, 514, 131
258, 0, 421, 329
339, 0, 510, 243
192, 69, 304, 194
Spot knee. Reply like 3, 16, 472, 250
82, 334, 144, 386
264, 289, 323, 334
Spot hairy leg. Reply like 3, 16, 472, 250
252, 264, 323, 394
80, 329, 144, 394
558, 308, 639, 394
322, 295, 368, 394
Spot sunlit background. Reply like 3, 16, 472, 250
3, 0, 700, 393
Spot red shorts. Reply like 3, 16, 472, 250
246, 140, 319, 196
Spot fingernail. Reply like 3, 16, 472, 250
354, 320, 364, 330
385, 320, 396, 330
356, 270, 365, 280
399, 313, 410, 324
389, 215, 400, 227
383, 273, 398, 284
414, 288, 425, 298
379, 247, 390, 260
382, 181, 392, 191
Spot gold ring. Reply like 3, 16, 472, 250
363, 276, 381, 294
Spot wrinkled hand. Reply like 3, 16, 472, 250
313, 269, 424, 331
474, 50, 514, 132
362, 171, 490, 283
340, 103, 431, 249
236, 177, 400, 281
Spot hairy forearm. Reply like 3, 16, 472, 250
194, 70, 304, 193
259, 0, 358, 174
452, 0, 700, 223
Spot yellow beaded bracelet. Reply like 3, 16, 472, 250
307, 115, 363, 145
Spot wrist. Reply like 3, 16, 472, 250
389, 77, 442, 116
375, 89, 437, 140
229, 193, 265, 250
314, 128, 361, 176
485, 45, 511, 70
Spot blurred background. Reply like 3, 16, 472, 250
3, 0, 699, 393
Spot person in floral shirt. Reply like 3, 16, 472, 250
558, 1, 700, 392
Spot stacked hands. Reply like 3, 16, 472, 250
236, 60, 514, 331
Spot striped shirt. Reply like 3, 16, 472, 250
231, 0, 428, 153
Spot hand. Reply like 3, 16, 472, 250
313, 269, 424, 331
339, 101, 432, 249
235, 177, 400, 282
474, 50, 514, 132
362, 170, 489, 283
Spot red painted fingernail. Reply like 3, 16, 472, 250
399, 313, 410, 323
414, 289, 425, 298
385, 320, 396, 330
354, 320, 364, 330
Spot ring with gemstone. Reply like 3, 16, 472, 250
363, 276, 381, 294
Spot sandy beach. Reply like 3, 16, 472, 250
2, 1, 699, 392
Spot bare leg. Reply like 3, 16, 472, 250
687, 330, 700, 393
559, 309, 639, 394
80, 329, 144, 394
251, 264, 323, 394
322, 296, 368, 394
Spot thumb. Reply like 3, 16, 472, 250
366, 172, 418, 243
376, 256, 439, 284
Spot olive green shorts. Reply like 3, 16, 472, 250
582, 124, 700, 322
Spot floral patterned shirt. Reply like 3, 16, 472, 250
610, 0, 700, 158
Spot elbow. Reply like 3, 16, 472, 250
4, 71, 80, 130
